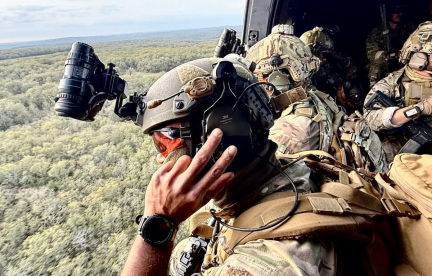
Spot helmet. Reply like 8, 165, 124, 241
140, 57, 275, 166
400, 21, 432, 66
300, 27, 334, 50
387, 0, 409, 15
245, 24, 320, 90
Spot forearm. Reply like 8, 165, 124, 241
390, 107, 414, 126
364, 106, 402, 131
122, 236, 173, 276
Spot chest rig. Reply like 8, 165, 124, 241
401, 77, 432, 106
183, 153, 418, 276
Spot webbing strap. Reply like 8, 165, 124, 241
374, 173, 406, 201
189, 190, 385, 238
276, 150, 335, 160
374, 173, 421, 219
221, 191, 380, 252
313, 90, 340, 114
271, 87, 307, 111
190, 210, 213, 238
321, 182, 386, 213
226, 192, 384, 230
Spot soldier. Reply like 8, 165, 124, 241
366, 0, 415, 87
119, 56, 415, 276
364, 21, 432, 163
300, 26, 367, 114
247, 25, 388, 174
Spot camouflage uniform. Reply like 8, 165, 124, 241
363, 67, 432, 162
300, 27, 367, 114
247, 25, 388, 172
169, 159, 337, 276
366, 24, 415, 87
199, 239, 336, 276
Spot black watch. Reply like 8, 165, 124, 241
135, 214, 178, 246
403, 105, 422, 119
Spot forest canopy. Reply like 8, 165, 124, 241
0, 36, 216, 275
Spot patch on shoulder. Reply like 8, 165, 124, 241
177, 64, 210, 84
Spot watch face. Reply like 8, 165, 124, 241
141, 215, 175, 245
405, 108, 419, 117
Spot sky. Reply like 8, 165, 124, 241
0, 0, 246, 43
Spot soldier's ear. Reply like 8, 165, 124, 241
157, 154, 165, 164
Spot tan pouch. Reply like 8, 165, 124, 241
388, 154, 432, 276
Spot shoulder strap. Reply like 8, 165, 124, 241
308, 91, 334, 152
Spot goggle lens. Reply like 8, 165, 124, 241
151, 131, 183, 157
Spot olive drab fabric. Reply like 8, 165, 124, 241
339, 112, 389, 174
376, 154, 432, 276
366, 22, 415, 87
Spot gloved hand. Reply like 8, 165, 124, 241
418, 95, 432, 116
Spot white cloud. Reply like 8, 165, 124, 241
0, 0, 245, 43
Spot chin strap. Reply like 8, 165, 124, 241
181, 119, 194, 155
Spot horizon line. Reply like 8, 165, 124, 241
0, 25, 242, 46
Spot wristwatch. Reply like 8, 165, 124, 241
135, 214, 178, 246
403, 105, 422, 119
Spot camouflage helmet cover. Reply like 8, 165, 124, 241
141, 57, 255, 134
299, 27, 334, 50
245, 24, 320, 83
400, 21, 432, 64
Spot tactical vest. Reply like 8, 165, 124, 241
186, 153, 418, 275
270, 90, 388, 175
270, 90, 337, 154
401, 79, 432, 106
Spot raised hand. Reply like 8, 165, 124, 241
144, 128, 237, 225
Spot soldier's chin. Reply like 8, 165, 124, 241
163, 146, 190, 164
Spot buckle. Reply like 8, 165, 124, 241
381, 198, 421, 219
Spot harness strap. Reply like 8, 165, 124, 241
270, 87, 308, 111
321, 182, 385, 213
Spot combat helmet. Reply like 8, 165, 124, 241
140, 57, 275, 165
245, 24, 320, 91
300, 26, 334, 50
399, 21, 432, 66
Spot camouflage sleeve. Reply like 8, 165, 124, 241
366, 27, 385, 62
363, 74, 401, 132
203, 239, 336, 276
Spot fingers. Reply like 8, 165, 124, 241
194, 145, 237, 192
157, 160, 175, 174
168, 155, 192, 178
184, 128, 223, 177
203, 172, 235, 203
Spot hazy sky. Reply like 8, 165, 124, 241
0, 0, 246, 43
